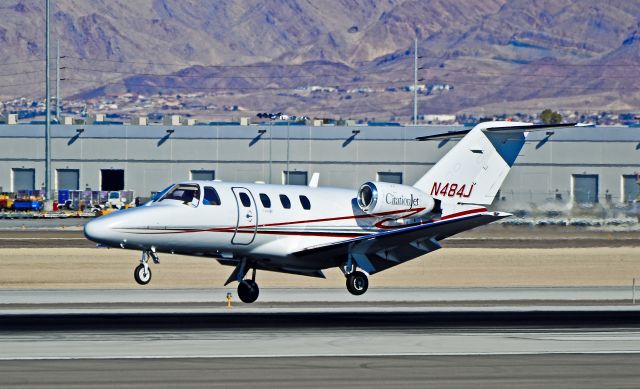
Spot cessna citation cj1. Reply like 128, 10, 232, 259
84, 121, 585, 303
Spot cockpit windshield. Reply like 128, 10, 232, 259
159, 184, 201, 206
149, 184, 175, 204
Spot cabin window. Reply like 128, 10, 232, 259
299, 195, 311, 210
203, 186, 221, 205
239, 192, 251, 207
259, 193, 271, 208
279, 194, 291, 209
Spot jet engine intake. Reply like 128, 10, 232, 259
357, 181, 436, 217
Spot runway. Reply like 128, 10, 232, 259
1, 307, 640, 388
2, 288, 640, 386
2, 354, 639, 388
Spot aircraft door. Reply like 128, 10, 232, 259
231, 187, 258, 245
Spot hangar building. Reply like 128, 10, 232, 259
0, 123, 638, 208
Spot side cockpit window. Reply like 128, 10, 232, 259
203, 186, 221, 205
160, 184, 200, 206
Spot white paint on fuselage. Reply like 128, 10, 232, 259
84, 181, 410, 268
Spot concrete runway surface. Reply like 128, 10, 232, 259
1, 355, 640, 389
1, 295, 640, 388
1, 310, 640, 388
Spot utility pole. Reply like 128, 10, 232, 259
269, 121, 272, 184
413, 37, 418, 126
286, 122, 290, 184
45, 0, 52, 201
56, 39, 60, 123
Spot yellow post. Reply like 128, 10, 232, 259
226, 292, 232, 308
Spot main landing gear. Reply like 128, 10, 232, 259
237, 279, 260, 304
224, 259, 261, 303
134, 249, 159, 286
237, 267, 260, 304
346, 271, 369, 296
342, 260, 369, 296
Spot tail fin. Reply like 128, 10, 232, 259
413, 121, 580, 208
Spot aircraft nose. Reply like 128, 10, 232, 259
83, 217, 112, 245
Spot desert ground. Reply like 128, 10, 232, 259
0, 246, 637, 289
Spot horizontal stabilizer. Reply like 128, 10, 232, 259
416, 122, 591, 141
416, 129, 471, 141
482, 122, 582, 133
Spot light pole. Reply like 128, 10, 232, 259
269, 124, 272, 184
413, 37, 418, 126
44, 0, 52, 201
286, 122, 290, 184
56, 39, 60, 123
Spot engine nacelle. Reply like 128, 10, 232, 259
357, 181, 436, 217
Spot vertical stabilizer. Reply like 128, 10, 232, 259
413, 121, 530, 209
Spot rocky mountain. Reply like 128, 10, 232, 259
1, 0, 640, 119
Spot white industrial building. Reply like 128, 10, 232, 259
0, 123, 639, 210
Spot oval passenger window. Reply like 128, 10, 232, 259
260, 193, 271, 208
299, 195, 311, 210
239, 192, 251, 207
279, 194, 291, 209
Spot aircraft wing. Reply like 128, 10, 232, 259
290, 211, 509, 275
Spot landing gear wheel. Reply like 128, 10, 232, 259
237, 280, 260, 303
134, 263, 152, 285
346, 271, 368, 296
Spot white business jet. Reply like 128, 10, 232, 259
84, 121, 582, 303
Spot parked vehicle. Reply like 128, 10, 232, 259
12, 199, 43, 211
0, 194, 13, 210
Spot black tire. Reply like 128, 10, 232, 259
346, 271, 369, 296
134, 263, 152, 285
237, 280, 260, 303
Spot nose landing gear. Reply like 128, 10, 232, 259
134, 263, 151, 285
134, 249, 159, 286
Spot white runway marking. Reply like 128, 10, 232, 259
1, 330, 639, 360
1, 350, 640, 361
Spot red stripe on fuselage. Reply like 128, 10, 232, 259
121, 208, 421, 235
116, 207, 488, 237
